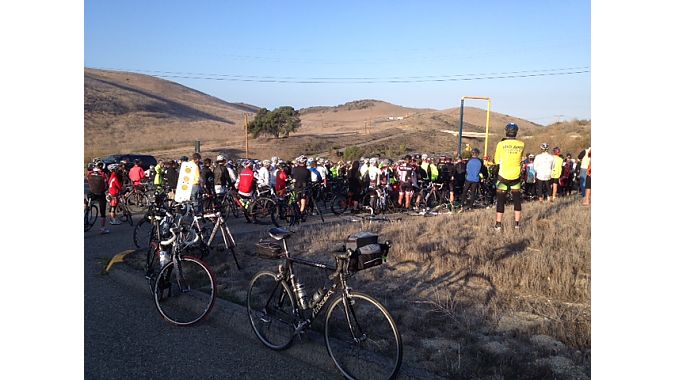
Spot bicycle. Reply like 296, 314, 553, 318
247, 227, 402, 380
84, 194, 98, 232
152, 213, 217, 326
124, 184, 151, 214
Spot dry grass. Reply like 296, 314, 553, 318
156, 195, 589, 379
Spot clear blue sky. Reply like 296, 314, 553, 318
85, 0, 590, 125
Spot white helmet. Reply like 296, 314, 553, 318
216, 154, 225, 162
540, 143, 549, 151
262, 159, 271, 166
369, 157, 378, 165
421, 153, 428, 160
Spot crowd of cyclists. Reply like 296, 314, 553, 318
86, 122, 591, 234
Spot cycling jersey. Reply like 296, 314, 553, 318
128, 165, 146, 186
237, 167, 255, 196
108, 172, 122, 196
257, 167, 270, 187
309, 167, 321, 183
291, 165, 311, 190
534, 152, 554, 181
493, 139, 525, 180
363, 166, 378, 188
465, 158, 483, 183
551, 155, 564, 179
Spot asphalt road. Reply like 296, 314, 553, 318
84, 217, 343, 380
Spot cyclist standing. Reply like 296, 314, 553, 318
128, 159, 146, 189
533, 143, 554, 202
550, 147, 564, 201
107, 164, 123, 225
396, 155, 415, 209
87, 161, 110, 234
461, 148, 484, 210
291, 156, 311, 215
493, 123, 525, 230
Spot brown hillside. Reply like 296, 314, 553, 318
84, 69, 590, 163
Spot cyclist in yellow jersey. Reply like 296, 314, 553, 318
493, 123, 525, 230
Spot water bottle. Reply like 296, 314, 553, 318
159, 250, 170, 267
293, 280, 310, 309
312, 286, 327, 305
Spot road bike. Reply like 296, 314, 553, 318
152, 214, 217, 326
247, 227, 402, 380
84, 194, 98, 232
124, 184, 151, 214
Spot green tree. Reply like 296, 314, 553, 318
247, 106, 301, 138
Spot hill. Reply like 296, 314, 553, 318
84, 68, 590, 163
84, 68, 258, 160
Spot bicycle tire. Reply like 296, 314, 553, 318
145, 240, 161, 294
153, 256, 216, 326
84, 204, 98, 232
251, 197, 277, 226
127, 192, 149, 214
325, 292, 402, 380
331, 194, 348, 215
133, 214, 153, 249
247, 271, 297, 350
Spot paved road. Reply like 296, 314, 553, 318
84, 218, 343, 379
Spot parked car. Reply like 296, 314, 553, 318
92, 154, 157, 171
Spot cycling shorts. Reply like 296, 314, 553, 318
495, 176, 522, 191
399, 183, 414, 194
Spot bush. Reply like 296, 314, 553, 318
343, 146, 365, 161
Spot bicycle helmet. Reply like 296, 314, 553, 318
262, 159, 271, 166
471, 148, 480, 156
108, 163, 119, 171
528, 154, 535, 159
95, 161, 104, 169
369, 157, 378, 165
540, 143, 549, 151
421, 153, 428, 160
243, 160, 252, 168
180, 156, 189, 162
553, 147, 561, 155
216, 154, 225, 162
505, 123, 519, 137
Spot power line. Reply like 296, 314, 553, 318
89, 66, 589, 84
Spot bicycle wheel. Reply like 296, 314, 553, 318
325, 292, 402, 380
153, 256, 216, 326
331, 194, 348, 215
133, 214, 153, 248
251, 197, 277, 225
127, 192, 149, 214
84, 204, 98, 232
247, 271, 297, 350
145, 240, 161, 293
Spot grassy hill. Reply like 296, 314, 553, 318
84, 68, 591, 163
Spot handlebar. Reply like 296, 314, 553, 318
160, 227, 178, 246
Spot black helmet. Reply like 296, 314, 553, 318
180, 156, 189, 162
505, 123, 519, 137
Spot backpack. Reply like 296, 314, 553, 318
87, 172, 106, 195
454, 161, 466, 176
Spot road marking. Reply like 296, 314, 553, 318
105, 249, 136, 273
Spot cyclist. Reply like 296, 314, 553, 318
291, 156, 311, 215
163, 160, 179, 199
201, 157, 215, 199
275, 160, 289, 196
347, 160, 363, 212
550, 147, 564, 201
128, 159, 146, 189
582, 149, 591, 206
213, 154, 230, 196
461, 148, 484, 210
578, 146, 591, 196
523, 154, 536, 198
561, 153, 575, 196
493, 123, 525, 230
234, 160, 256, 222
257, 159, 271, 193
533, 143, 554, 202
316, 158, 329, 186
396, 155, 415, 209
86, 161, 110, 234
107, 164, 123, 225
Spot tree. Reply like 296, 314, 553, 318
247, 106, 301, 139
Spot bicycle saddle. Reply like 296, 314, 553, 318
268, 227, 293, 241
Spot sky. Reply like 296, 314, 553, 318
85, 0, 590, 125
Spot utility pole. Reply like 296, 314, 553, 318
244, 113, 249, 159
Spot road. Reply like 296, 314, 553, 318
84, 214, 345, 379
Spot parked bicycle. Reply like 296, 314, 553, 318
84, 194, 98, 232
247, 228, 402, 380
151, 211, 217, 326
